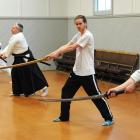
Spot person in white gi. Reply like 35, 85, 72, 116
0, 23, 48, 97
0, 42, 11, 75
108, 69, 140, 97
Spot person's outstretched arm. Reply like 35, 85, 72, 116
45, 43, 80, 60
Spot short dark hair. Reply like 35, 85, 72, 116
17, 23, 23, 32
74, 15, 87, 24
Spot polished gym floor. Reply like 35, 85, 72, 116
0, 70, 139, 140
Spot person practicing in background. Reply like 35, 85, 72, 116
0, 23, 48, 97
0, 42, 11, 76
107, 69, 140, 98
45, 15, 114, 126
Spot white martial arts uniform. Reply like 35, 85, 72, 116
131, 69, 140, 82
0, 42, 11, 75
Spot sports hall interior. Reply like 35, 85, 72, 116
0, 0, 140, 140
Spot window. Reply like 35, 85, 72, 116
95, 0, 112, 15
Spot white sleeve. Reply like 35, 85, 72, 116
67, 34, 78, 45
1, 35, 18, 57
130, 69, 140, 82
76, 34, 89, 48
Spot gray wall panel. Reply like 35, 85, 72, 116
68, 16, 140, 53
68, 16, 140, 66
88, 17, 140, 53
0, 18, 68, 70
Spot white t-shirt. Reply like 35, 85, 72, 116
1, 32, 28, 57
69, 30, 95, 76
131, 69, 140, 82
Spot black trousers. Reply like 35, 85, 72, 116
59, 71, 113, 121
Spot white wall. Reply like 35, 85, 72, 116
113, 0, 133, 15
0, 0, 21, 17
21, 0, 49, 17
67, 0, 93, 17
67, 0, 81, 17
1, 0, 140, 17
0, 0, 67, 17
67, 0, 140, 17
49, 0, 67, 17
133, 0, 140, 13
80, 0, 94, 16
113, 0, 140, 15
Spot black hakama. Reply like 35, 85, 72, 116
11, 49, 48, 97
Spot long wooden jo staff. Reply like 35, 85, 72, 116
0, 57, 48, 69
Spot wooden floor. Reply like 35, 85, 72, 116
0, 70, 140, 140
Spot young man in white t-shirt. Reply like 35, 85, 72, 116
46, 15, 114, 126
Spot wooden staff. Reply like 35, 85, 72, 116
39, 93, 107, 102
39, 90, 125, 102
0, 57, 49, 69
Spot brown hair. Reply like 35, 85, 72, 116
74, 15, 87, 24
